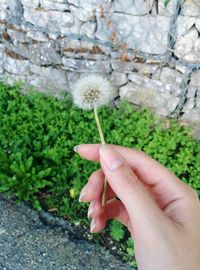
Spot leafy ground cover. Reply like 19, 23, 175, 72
0, 82, 200, 268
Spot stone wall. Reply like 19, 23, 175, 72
0, 0, 200, 126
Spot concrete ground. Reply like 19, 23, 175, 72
0, 194, 132, 270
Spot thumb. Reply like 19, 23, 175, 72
99, 145, 165, 231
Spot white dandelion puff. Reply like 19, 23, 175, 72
71, 74, 117, 110
71, 74, 117, 207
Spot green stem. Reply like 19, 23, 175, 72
93, 106, 107, 207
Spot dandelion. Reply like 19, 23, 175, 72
71, 74, 117, 206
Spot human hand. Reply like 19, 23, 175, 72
75, 144, 200, 270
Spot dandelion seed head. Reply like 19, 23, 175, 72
71, 74, 117, 110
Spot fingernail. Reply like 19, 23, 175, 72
74, 145, 79, 153
79, 186, 87, 202
99, 145, 124, 171
87, 201, 96, 218
90, 218, 97, 233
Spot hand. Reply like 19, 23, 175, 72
76, 144, 200, 270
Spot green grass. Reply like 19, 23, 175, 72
0, 81, 200, 267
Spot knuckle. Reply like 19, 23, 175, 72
118, 164, 139, 189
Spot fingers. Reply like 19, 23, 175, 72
90, 199, 130, 233
76, 144, 179, 186
99, 145, 165, 231
79, 169, 115, 203
76, 144, 188, 209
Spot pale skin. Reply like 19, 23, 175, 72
76, 144, 200, 270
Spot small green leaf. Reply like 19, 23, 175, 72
110, 220, 125, 241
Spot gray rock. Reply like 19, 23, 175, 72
181, 0, 200, 17
133, 63, 159, 76
67, 71, 80, 89
0, 1, 8, 21
187, 86, 197, 99
174, 28, 200, 63
176, 16, 196, 38
190, 70, 200, 87
23, 8, 74, 35
3, 72, 26, 84
70, 5, 95, 22
27, 31, 48, 42
160, 67, 182, 96
196, 18, 200, 32
62, 57, 111, 73
3, 54, 30, 75
120, 81, 179, 116
0, 21, 6, 35
110, 72, 128, 86
112, 60, 135, 73
182, 98, 195, 112
7, 28, 28, 43
154, 0, 179, 16
21, 0, 39, 8
181, 108, 200, 124
40, 0, 70, 11
7, 0, 23, 24
80, 21, 97, 38
196, 90, 200, 108
30, 64, 68, 90
175, 64, 187, 74
129, 72, 181, 96
106, 14, 170, 54
113, 0, 153, 15
29, 43, 62, 65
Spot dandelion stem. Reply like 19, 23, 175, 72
93, 106, 107, 207
93, 106, 105, 144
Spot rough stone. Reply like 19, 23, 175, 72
196, 90, 200, 108
181, 108, 200, 124
196, 18, 200, 32
187, 86, 197, 99
29, 43, 62, 65
27, 31, 48, 42
133, 63, 159, 76
21, 0, 39, 8
174, 28, 200, 63
63, 51, 107, 60
40, 0, 70, 11
7, 29, 28, 43
7, 0, 23, 24
110, 72, 128, 87
23, 8, 74, 35
0, 5, 7, 20
120, 81, 179, 116
70, 5, 95, 22
176, 16, 196, 38
155, 0, 179, 16
112, 60, 136, 73
113, 0, 153, 15
190, 70, 200, 87
3, 54, 30, 75
160, 67, 182, 96
62, 57, 111, 73
182, 98, 195, 112
30, 64, 68, 89
80, 21, 97, 38
129, 72, 181, 96
181, 0, 200, 17
108, 14, 170, 54
67, 71, 80, 89
175, 64, 187, 74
